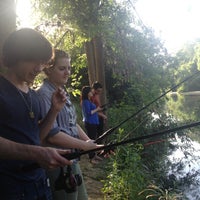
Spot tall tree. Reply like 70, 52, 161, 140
33, 0, 169, 107
0, 0, 16, 67
33, 0, 133, 104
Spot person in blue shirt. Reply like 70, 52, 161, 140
81, 86, 103, 164
0, 28, 71, 200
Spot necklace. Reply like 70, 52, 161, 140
17, 89, 35, 119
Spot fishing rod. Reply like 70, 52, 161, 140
65, 120, 200, 159
23, 120, 200, 171
95, 70, 200, 143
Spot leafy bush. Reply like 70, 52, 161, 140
102, 143, 148, 200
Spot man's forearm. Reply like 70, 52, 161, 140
0, 137, 42, 161
39, 107, 59, 142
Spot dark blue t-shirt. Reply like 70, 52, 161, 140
0, 76, 45, 182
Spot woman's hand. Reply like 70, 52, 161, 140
82, 139, 104, 151
51, 87, 67, 112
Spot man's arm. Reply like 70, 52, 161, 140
0, 137, 71, 169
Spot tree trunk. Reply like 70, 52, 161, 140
85, 37, 106, 104
85, 41, 96, 84
85, 36, 108, 129
93, 36, 106, 105
0, 0, 16, 68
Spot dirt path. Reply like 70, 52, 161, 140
80, 155, 105, 200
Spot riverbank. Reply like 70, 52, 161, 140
80, 154, 105, 200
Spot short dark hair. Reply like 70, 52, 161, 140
92, 81, 102, 90
2, 28, 53, 67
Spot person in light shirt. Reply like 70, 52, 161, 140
37, 49, 102, 200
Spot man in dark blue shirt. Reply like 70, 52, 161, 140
0, 28, 71, 200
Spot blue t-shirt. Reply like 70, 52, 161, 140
0, 76, 45, 182
82, 99, 99, 125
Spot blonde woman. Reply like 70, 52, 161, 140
37, 49, 101, 200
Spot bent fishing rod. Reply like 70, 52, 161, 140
95, 70, 200, 143
23, 120, 200, 171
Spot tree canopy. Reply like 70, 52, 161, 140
2, 0, 200, 198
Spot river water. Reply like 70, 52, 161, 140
167, 134, 200, 200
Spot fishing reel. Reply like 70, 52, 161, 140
55, 166, 82, 193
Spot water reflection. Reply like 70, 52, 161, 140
167, 134, 200, 199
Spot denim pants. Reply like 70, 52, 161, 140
84, 122, 98, 159
0, 174, 52, 200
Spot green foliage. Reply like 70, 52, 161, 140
29, 0, 194, 199
103, 97, 185, 199
167, 92, 200, 121
33, 0, 171, 99
34, 71, 46, 84
102, 143, 148, 200
166, 41, 200, 122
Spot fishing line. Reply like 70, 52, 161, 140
119, 112, 150, 141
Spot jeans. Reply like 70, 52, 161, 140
84, 122, 98, 159
0, 175, 52, 200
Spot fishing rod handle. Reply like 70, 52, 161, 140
62, 151, 81, 160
